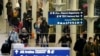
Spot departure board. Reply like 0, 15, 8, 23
48, 11, 84, 25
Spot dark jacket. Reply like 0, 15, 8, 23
19, 31, 29, 43
40, 21, 49, 33
23, 16, 32, 27
58, 35, 72, 47
6, 2, 12, 15
83, 42, 96, 56
74, 38, 86, 52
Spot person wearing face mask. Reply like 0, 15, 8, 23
19, 27, 29, 46
83, 37, 96, 56
74, 33, 86, 56
58, 34, 72, 47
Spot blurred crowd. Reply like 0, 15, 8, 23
74, 33, 100, 56
0, 0, 100, 56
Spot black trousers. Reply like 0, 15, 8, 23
40, 34, 49, 47
25, 24, 32, 33
36, 34, 41, 45
7, 15, 12, 25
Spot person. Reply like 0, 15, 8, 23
27, 6, 32, 17
19, 28, 29, 46
37, 8, 43, 17
16, 0, 21, 20
74, 34, 86, 56
40, 17, 49, 47
24, 14, 32, 33
11, 8, 19, 27
8, 28, 19, 43
62, 25, 70, 34
34, 17, 42, 46
93, 36, 100, 56
7, 28, 19, 54
58, 34, 72, 47
83, 37, 96, 56
6, 0, 13, 25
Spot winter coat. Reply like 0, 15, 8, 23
6, 2, 13, 16
83, 42, 96, 56
74, 38, 86, 52
58, 35, 72, 47
40, 21, 49, 34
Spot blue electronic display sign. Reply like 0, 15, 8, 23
13, 47, 70, 56
48, 11, 84, 25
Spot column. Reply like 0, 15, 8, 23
70, 0, 77, 56
76, 0, 79, 9
86, 17, 95, 39
53, 0, 65, 46
61, 0, 66, 11
12, 0, 17, 9
32, 0, 37, 34
87, 0, 95, 17
43, 0, 49, 22
66, 0, 70, 9
3, 0, 8, 19
21, 0, 26, 21
3, 0, 8, 33
62, 0, 70, 10
86, 0, 98, 39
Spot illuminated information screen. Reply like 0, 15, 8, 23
13, 47, 70, 56
48, 11, 84, 25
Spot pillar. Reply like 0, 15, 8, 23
70, 0, 77, 56
66, 0, 70, 9
87, 0, 95, 17
21, 0, 26, 21
62, 0, 70, 10
3, 0, 8, 19
53, 0, 65, 46
86, 0, 98, 39
86, 17, 96, 39
32, 0, 37, 35
12, 0, 17, 9
43, 0, 49, 22
3, 0, 8, 33
76, 0, 79, 9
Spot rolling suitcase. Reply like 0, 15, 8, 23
1, 41, 11, 54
